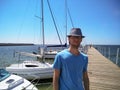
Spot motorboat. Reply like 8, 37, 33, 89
0, 69, 38, 90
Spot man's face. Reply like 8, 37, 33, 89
68, 36, 82, 48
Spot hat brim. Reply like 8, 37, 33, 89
67, 35, 85, 38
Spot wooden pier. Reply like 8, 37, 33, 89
88, 47, 120, 90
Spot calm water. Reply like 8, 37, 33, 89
0, 45, 39, 67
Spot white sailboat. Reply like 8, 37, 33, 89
6, 0, 53, 80
41, 43, 67, 59
38, 0, 68, 59
0, 69, 38, 90
6, 60, 53, 80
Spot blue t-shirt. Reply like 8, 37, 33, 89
53, 49, 88, 90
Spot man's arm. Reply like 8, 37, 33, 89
53, 69, 60, 90
83, 71, 89, 90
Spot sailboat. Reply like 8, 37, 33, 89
6, 0, 53, 80
6, 60, 53, 80
0, 69, 38, 90
40, 43, 67, 59
38, 0, 67, 59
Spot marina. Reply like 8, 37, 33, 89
0, 45, 120, 89
0, 0, 120, 89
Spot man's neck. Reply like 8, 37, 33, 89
68, 47, 80, 55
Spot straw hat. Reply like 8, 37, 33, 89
67, 28, 85, 38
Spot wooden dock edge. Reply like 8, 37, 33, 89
87, 47, 120, 90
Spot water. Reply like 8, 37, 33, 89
0, 45, 39, 68
93, 45, 120, 67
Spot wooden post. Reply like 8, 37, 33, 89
116, 48, 119, 65
108, 47, 110, 59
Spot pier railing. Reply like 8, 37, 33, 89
93, 45, 120, 67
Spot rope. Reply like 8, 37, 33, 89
47, 0, 63, 45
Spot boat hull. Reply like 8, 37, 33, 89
6, 61, 53, 80
0, 69, 38, 90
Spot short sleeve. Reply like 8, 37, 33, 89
83, 56, 88, 72
53, 54, 62, 70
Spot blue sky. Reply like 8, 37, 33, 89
0, 0, 120, 45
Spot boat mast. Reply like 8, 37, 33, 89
65, 0, 67, 45
41, 0, 45, 48
41, 0, 45, 61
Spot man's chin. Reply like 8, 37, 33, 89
72, 45, 80, 48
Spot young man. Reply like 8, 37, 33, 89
53, 28, 89, 90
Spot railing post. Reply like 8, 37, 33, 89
116, 48, 119, 65
108, 47, 110, 59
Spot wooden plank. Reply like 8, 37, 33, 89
88, 47, 120, 90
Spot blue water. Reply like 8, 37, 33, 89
0, 45, 39, 67
93, 45, 120, 67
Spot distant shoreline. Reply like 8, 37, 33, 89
0, 43, 34, 46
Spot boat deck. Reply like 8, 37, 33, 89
88, 47, 120, 90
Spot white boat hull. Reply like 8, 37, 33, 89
6, 61, 53, 80
0, 69, 38, 90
